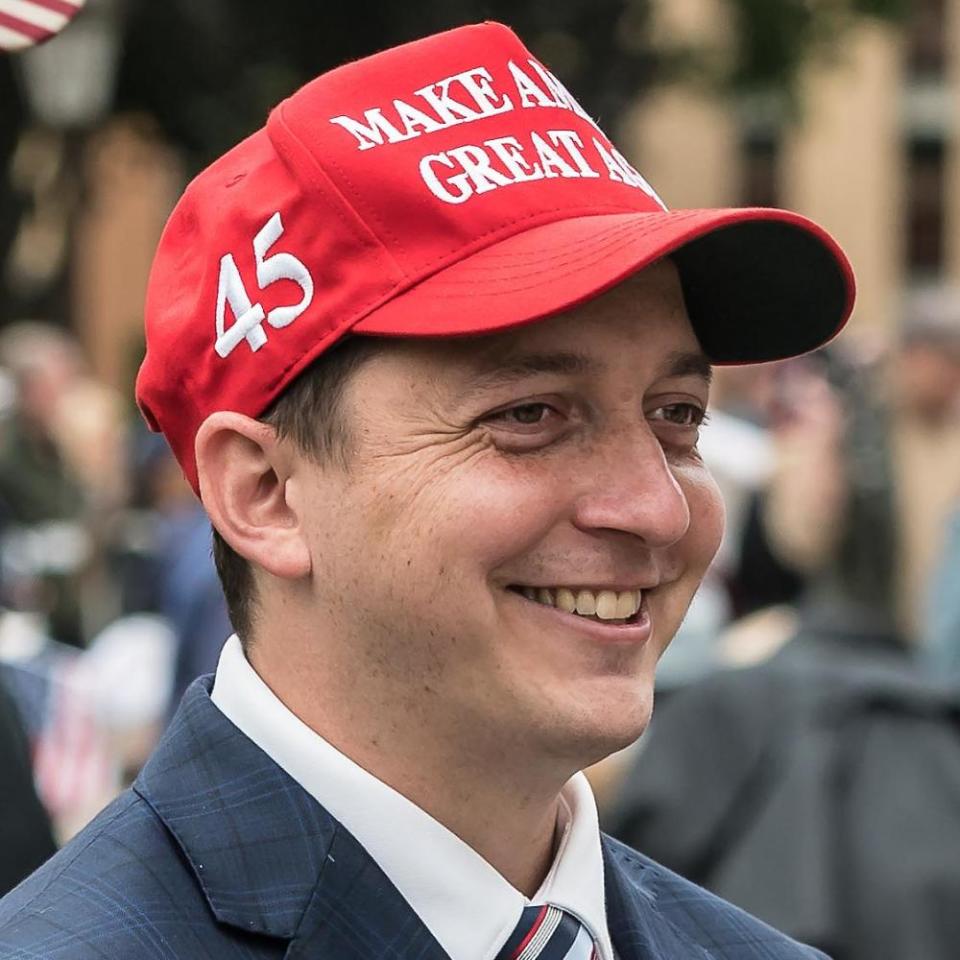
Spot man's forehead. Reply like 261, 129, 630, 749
433, 327, 713, 415
461, 345, 712, 387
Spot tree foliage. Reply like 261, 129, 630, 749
112, 0, 909, 167
724, 0, 909, 94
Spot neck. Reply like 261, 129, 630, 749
250, 640, 574, 896
374, 755, 566, 896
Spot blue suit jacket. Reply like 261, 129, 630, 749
0, 678, 827, 959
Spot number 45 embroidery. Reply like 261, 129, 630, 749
215, 212, 314, 358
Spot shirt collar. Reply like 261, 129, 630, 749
211, 635, 613, 960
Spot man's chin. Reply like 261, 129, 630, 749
536, 681, 655, 769
585, 704, 654, 763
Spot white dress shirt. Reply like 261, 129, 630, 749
211, 635, 615, 960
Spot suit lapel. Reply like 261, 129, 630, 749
135, 678, 450, 960
602, 835, 715, 960
284, 822, 451, 960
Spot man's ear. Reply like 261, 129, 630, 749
195, 411, 311, 580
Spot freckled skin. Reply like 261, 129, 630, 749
266, 260, 725, 789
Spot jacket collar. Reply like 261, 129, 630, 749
602, 834, 716, 960
135, 677, 451, 958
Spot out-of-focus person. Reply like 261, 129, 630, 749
925, 490, 960, 674
126, 430, 231, 715
888, 290, 960, 640
0, 675, 55, 896
0, 323, 85, 526
0, 610, 118, 844
761, 289, 960, 645
0, 323, 89, 647
53, 378, 128, 517
605, 621, 960, 960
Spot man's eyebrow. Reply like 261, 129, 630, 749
458, 347, 711, 401
464, 351, 602, 394
661, 350, 713, 385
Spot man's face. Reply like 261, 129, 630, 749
289, 259, 724, 767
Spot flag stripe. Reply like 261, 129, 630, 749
0, 21, 31, 47
31, 657, 113, 820
0, 0, 67, 31
18, 0, 78, 19
0, 8, 48, 41
27, 0, 79, 14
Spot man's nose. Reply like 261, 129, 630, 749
570, 427, 691, 548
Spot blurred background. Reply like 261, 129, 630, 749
2, 1, 960, 957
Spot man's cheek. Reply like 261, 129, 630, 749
356, 454, 495, 543
684, 471, 725, 571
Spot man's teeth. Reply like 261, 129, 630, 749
519, 586, 642, 620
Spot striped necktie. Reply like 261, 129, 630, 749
496, 904, 599, 960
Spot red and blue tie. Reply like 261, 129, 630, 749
496, 904, 599, 960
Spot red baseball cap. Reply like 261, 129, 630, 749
136, 21, 855, 494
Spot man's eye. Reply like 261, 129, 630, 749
651, 403, 708, 427
490, 403, 554, 426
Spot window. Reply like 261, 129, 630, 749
905, 137, 945, 277
740, 134, 780, 209
907, 0, 947, 79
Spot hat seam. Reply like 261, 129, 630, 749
318, 149, 407, 254
270, 101, 408, 280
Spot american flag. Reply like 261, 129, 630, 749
30, 654, 114, 824
1, 646, 115, 836
0, 0, 86, 52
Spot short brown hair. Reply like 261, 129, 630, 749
211, 336, 380, 643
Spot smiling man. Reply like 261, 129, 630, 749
0, 22, 853, 960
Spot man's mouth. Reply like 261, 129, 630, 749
508, 585, 644, 625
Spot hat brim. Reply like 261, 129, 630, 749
352, 207, 855, 364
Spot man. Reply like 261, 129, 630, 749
0, 22, 854, 960
759, 287, 960, 644
0, 323, 88, 647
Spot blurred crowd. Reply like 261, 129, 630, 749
2, 286, 960, 957
597, 285, 960, 959
663, 282, 960, 672
0, 320, 229, 849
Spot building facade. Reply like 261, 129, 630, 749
625, 0, 960, 340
